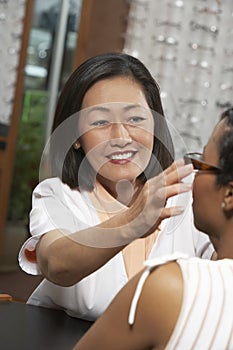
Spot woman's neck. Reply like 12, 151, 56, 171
96, 175, 142, 207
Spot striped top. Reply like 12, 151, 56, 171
128, 254, 233, 349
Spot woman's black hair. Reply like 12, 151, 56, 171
217, 107, 233, 186
50, 52, 174, 190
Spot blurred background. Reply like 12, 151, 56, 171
0, 0, 232, 300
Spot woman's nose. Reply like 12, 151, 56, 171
110, 123, 132, 146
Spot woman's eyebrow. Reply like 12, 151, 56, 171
87, 106, 110, 115
123, 104, 145, 111
85, 104, 146, 118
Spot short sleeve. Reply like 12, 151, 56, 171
18, 177, 96, 275
18, 234, 42, 275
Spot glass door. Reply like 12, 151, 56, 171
8, 0, 82, 224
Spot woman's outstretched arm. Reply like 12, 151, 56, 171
37, 161, 192, 286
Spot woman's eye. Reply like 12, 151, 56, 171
91, 120, 109, 127
128, 116, 146, 124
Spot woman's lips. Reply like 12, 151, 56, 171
107, 151, 136, 164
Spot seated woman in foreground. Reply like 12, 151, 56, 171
74, 107, 233, 350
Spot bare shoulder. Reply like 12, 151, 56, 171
146, 261, 183, 293
74, 262, 183, 350
134, 261, 184, 348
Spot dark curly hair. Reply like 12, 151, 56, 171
217, 107, 233, 186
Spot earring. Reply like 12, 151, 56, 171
221, 202, 226, 209
73, 142, 80, 150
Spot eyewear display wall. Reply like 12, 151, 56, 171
124, 0, 233, 157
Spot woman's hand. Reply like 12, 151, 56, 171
125, 159, 193, 239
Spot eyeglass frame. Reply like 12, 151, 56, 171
183, 152, 222, 173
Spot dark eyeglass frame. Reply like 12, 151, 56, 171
184, 152, 222, 173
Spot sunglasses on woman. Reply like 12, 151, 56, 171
184, 152, 222, 173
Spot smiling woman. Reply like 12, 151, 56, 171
77, 82, 155, 192
18, 52, 214, 322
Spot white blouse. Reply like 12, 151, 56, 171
18, 177, 214, 321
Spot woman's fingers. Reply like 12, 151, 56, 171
163, 158, 185, 175
147, 163, 193, 197
160, 205, 185, 220
146, 182, 191, 215
164, 182, 192, 198
155, 181, 192, 219
154, 162, 193, 189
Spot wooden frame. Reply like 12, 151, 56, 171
73, 0, 129, 68
0, 0, 34, 240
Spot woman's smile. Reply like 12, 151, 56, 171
107, 150, 137, 163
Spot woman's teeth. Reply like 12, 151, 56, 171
110, 152, 134, 160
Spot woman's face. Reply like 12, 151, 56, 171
192, 120, 226, 238
78, 77, 154, 188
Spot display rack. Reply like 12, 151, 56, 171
124, 0, 233, 157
